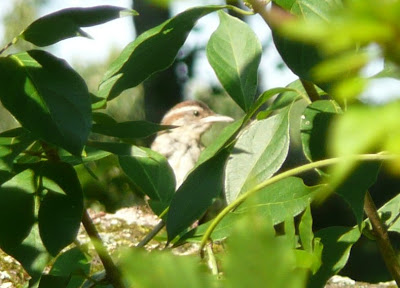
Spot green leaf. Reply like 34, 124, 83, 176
236, 177, 324, 225
45, 247, 91, 288
196, 117, 245, 166
167, 149, 230, 242
273, 0, 342, 20
0, 50, 91, 156
224, 213, 308, 288
5, 223, 51, 286
335, 162, 381, 225
38, 162, 84, 256
299, 204, 313, 253
21, 6, 137, 46
119, 146, 175, 216
92, 121, 174, 139
371, 193, 400, 234
86, 141, 133, 156
0, 169, 36, 249
0, 128, 35, 171
309, 226, 361, 288
207, 11, 262, 112
271, 0, 341, 83
99, 5, 226, 100
225, 107, 290, 204
249, 87, 296, 120
121, 249, 213, 288
301, 100, 342, 162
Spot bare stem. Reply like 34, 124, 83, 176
364, 191, 400, 285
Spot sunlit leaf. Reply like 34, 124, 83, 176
167, 149, 230, 242
119, 146, 175, 216
99, 5, 227, 100
21, 6, 137, 46
225, 107, 290, 204
0, 50, 91, 155
207, 11, 262, 111
309, 226, 361, 287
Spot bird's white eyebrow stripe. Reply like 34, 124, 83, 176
163, 105, 203, 119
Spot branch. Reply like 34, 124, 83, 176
364, 191, 400, 285
300, 78, 320, 102
41, 142, 124, 288
81, 211, 125, 288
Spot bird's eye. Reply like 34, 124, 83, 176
193, 110, 200, 117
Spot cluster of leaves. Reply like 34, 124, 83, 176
1, 0, 400, 287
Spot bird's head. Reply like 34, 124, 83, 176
160, 100, 234, 139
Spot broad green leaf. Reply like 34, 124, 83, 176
207, 11, 262, 111
175, 211, 242, 244
366, 192, 400, 234
92, 112, 117, 124
224, 213, 308, 288
0, 128, 35, 171
309, 226, 361, 288
249, 87, 295, 120
99, 5, 227, 100
271, 80, 325, 112
119, 146, 175, 216
197, 117, 245, 166
256, 80, 324, 119
271, 0, 342, 83
0, 169, 36, 249
273, 0, 342, 20
335, 162, 381, 225
236, 177, 324, 225
59, 146, 111, 166
167, 149, 230, 242
225, 107, 290, 204
120, 249, 213, 288
272, 33, 323, 83
92, 121, 174, 139
0, 50, 91, 156
299, 204, 313, 253
86, 141, 133, 155
21, 6, 137, 46
38, 162, 84, 256
5, 223, 51, 286
301, 100, 342, 162
45, 247, 91, 288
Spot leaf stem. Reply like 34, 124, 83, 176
199, 153, 398, 251
364, 191, 400, 285
300, 78, 320, 102
224, 4, 255, 16
0, 37, 19, 55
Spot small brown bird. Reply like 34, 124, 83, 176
151, 100, 234, 187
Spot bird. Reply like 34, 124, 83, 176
136, 100, 234, 248
151, 100, 234, 188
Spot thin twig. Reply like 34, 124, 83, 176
40, 142, 124, 288
300, 78, 320, 102
136, 220, 165, 248
364, 191, 400, 285
81, 210, 125, 288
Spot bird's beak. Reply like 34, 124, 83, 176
201, 114, 234, 124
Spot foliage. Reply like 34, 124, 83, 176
0, 1, 400, 287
